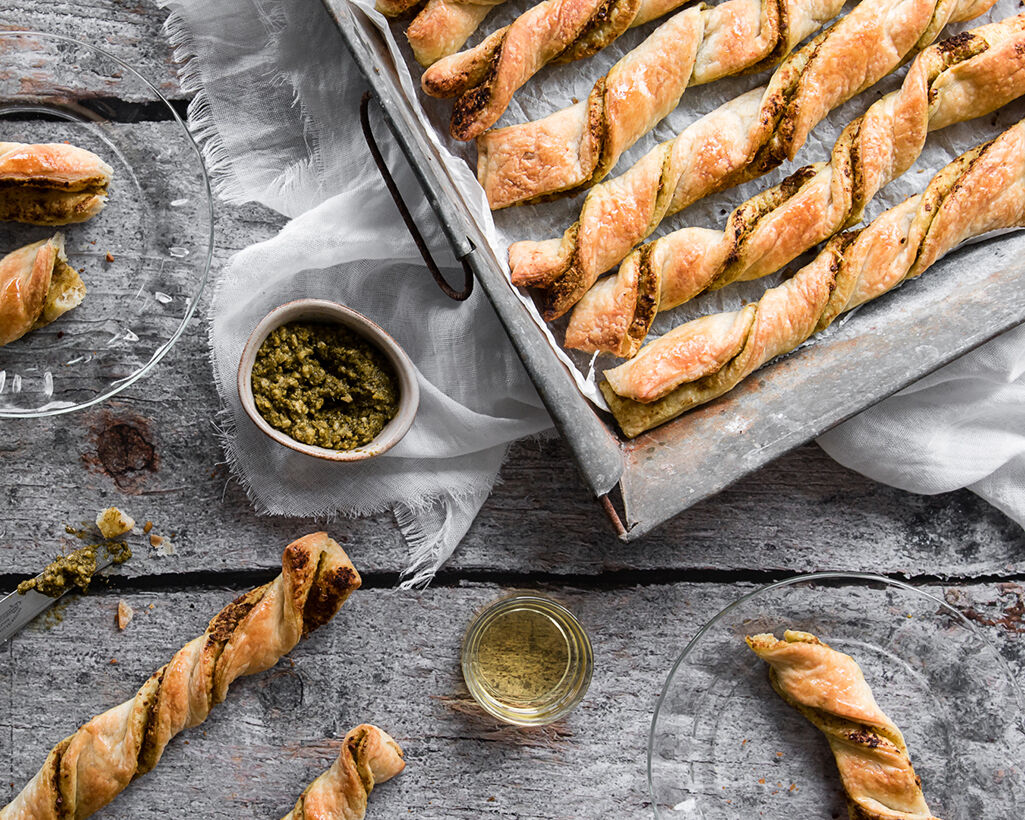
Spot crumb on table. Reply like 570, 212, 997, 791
97, 507, 135, 539
116, 600, 134, 630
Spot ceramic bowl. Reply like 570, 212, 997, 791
237, 299, 419, 461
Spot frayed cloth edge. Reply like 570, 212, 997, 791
162, 10, 251, 204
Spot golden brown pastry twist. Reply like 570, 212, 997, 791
510, 0, 997, 319
282, 725, 405, 820
747, 631, 941, 820
0, 142, 112, 225
477, 0, 845, 209
566, 14, 1025, 356
0, 234, 86, 347
600, 116, 1025, 437
0, 532, 361, 820
375, 0, 423, 17
421, 0, 693, 140
405, 0, 512, 66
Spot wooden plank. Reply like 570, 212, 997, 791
1, 2, 182, 102
2, 580, 1022, 817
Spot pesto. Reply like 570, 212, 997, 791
18, 540, 132, 598
251, 321, 400, 451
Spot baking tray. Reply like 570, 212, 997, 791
325, 0, 1025, 540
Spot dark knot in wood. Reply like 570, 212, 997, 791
90, 421, 159, 490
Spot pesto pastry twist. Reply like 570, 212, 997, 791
421, 0, 695, 140
0, 532, 361, 820
405, 0, 513, 66
282, 725, 405, 820
477, 0, 845, 209
0, 234, 85, 347
747, 631, 941, 820
0, 142, 112, 225
375, 0, 425, 17
601, 117, 1025, 438
510, 0, 997, 319
566, 14, 1025, 356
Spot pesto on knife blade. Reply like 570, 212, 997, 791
18, 541, 132, 598
251, 321, 400, 450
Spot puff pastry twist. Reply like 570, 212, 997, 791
0, 142, 112, 225
477, 0, 845, 209
405, 0, 512, 66
0, 532, 361, 820
0, 234, 86, 347
747, 631, 941, 820
600, 117, 1025, 437
567, 14, 1025, 356
282, 725, 405, 820
421, 0, 695, 140
511, 0, 997, 319
376, 0, 425, 17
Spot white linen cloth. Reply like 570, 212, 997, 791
159, 0, 1024, 581
818, 324, 1025, 529
161, 0, 551, 586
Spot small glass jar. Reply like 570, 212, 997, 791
461, 593, 593, 726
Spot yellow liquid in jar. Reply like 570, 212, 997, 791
475, 608, 571, 705
462, 595, 593, 725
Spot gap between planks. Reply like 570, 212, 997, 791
2, 566, 1023, 595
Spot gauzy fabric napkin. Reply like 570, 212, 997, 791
160, 0, 551, 586
818, 323, 1025, 530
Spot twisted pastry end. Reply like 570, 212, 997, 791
407, 0, 511, 65
282, 725, 406, 820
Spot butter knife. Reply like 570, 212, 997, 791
0, 551, 118, 645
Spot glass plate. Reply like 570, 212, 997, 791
648, 573, 1025, 819
0, 32, 212, 416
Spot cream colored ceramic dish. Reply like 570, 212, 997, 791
237, 298, 419, 462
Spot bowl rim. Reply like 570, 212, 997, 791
236, 298, 420, 462
646, 570, 1025, 817
0, 30, 214, 419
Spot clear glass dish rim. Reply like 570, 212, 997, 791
0, 30, 214, 419
646, 570, 1025, 818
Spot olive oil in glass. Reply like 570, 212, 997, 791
462, 594, 593, 726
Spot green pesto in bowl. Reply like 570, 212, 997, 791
251, 321, 400, 451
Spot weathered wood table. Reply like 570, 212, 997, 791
2, 3, 1024, 817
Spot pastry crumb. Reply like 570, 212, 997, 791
149, 533, 164, 548
116, 600, 134, 630
105, 252, 114, 262
143, 520, 153, 534
97, 507, 134, 539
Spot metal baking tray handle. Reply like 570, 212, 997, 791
359, 91, 474, 301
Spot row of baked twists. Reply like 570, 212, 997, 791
376, 0, 1025, 438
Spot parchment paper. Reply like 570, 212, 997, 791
351, 0, 1025, 408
